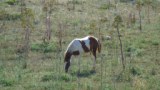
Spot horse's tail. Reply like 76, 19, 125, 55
97, 40, 101, 53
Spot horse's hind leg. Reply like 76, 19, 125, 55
92, 51, 96, 71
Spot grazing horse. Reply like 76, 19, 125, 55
64, 36, 101, 73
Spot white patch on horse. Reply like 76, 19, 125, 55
78, 36, 90, 50
66, 36, 90, 54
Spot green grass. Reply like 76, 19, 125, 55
0, 0, 160, 90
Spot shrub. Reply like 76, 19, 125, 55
0, 10, 21, 20
130, 67, 141, 76
151, 40, 159, 46
99, 3, 115, 10
31, 42, 58, 53
5, 0, 18, 5
0, 79, 14, 86
126, 45, 143, 57
41, 74, 53, 82
41, 73, 74, 82
67, 0, 84, 5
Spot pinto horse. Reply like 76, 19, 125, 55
64, 36, 101, 73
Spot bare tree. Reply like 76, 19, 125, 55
113, 15, 125, 70
42, 0, 56, 42
21, 5, 34, 68
136, 0, 143, 31
21, 8, 34, 54
144, 0, 152, 23
58, 23, 64, 51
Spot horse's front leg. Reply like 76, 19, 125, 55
78, 55, 81, 74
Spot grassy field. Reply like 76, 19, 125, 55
0, 0, 160, 90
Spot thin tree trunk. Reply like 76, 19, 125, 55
47, 14, 51, 40
24, 25, 30, 56
116, 24, 125, 70
73, 0, 75, 10
147, 5, 150, 23
58, 23, 63, 51
139, 7, 142, 31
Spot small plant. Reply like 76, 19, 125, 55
41, 74, 54, 82
41, 73, 74, 82
60, 74, 71, 82
0, 10, 21, 20
31, 42, 58, 53
5, 0, 17, 5
99, 3, 115, 10
151, 40, 159, 46
0, 79, 14, 86
130, 67, 141, 76
67, 0, 83, 5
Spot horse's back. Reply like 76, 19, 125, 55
68, 39, 84, 53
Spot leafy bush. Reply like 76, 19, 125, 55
99, 3, 115, 10
41, 73, 74, 82
126, 45, 144, 57
0, 10, 21, 20
120, 0, 135, 3
151, 40, 159, 46
41, 74, 53, 82
67, 0, 84, 5
5, 0, 18, 5
0, 79, 14, 86
130, 67, 141, 76
31, 42, 58, 53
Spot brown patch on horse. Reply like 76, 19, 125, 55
89, 36, 98, 52
79, 40, 90, 52
72, 51, 80, 55
88, 36, 99, 59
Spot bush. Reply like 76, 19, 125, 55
130, 67, 141, 76
0, 10, 21, 20
5, 0, 18, 5
41, 74, 53, 82
67, 0, 84, 5
99, 3, 115, 10
151, 40, 159, 46
41, 73, 74, 82
0, 79, 14, 86
126, 46, 143, 57
31, 42, 58, 53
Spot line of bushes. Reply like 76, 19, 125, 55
0, 10, 21, 21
